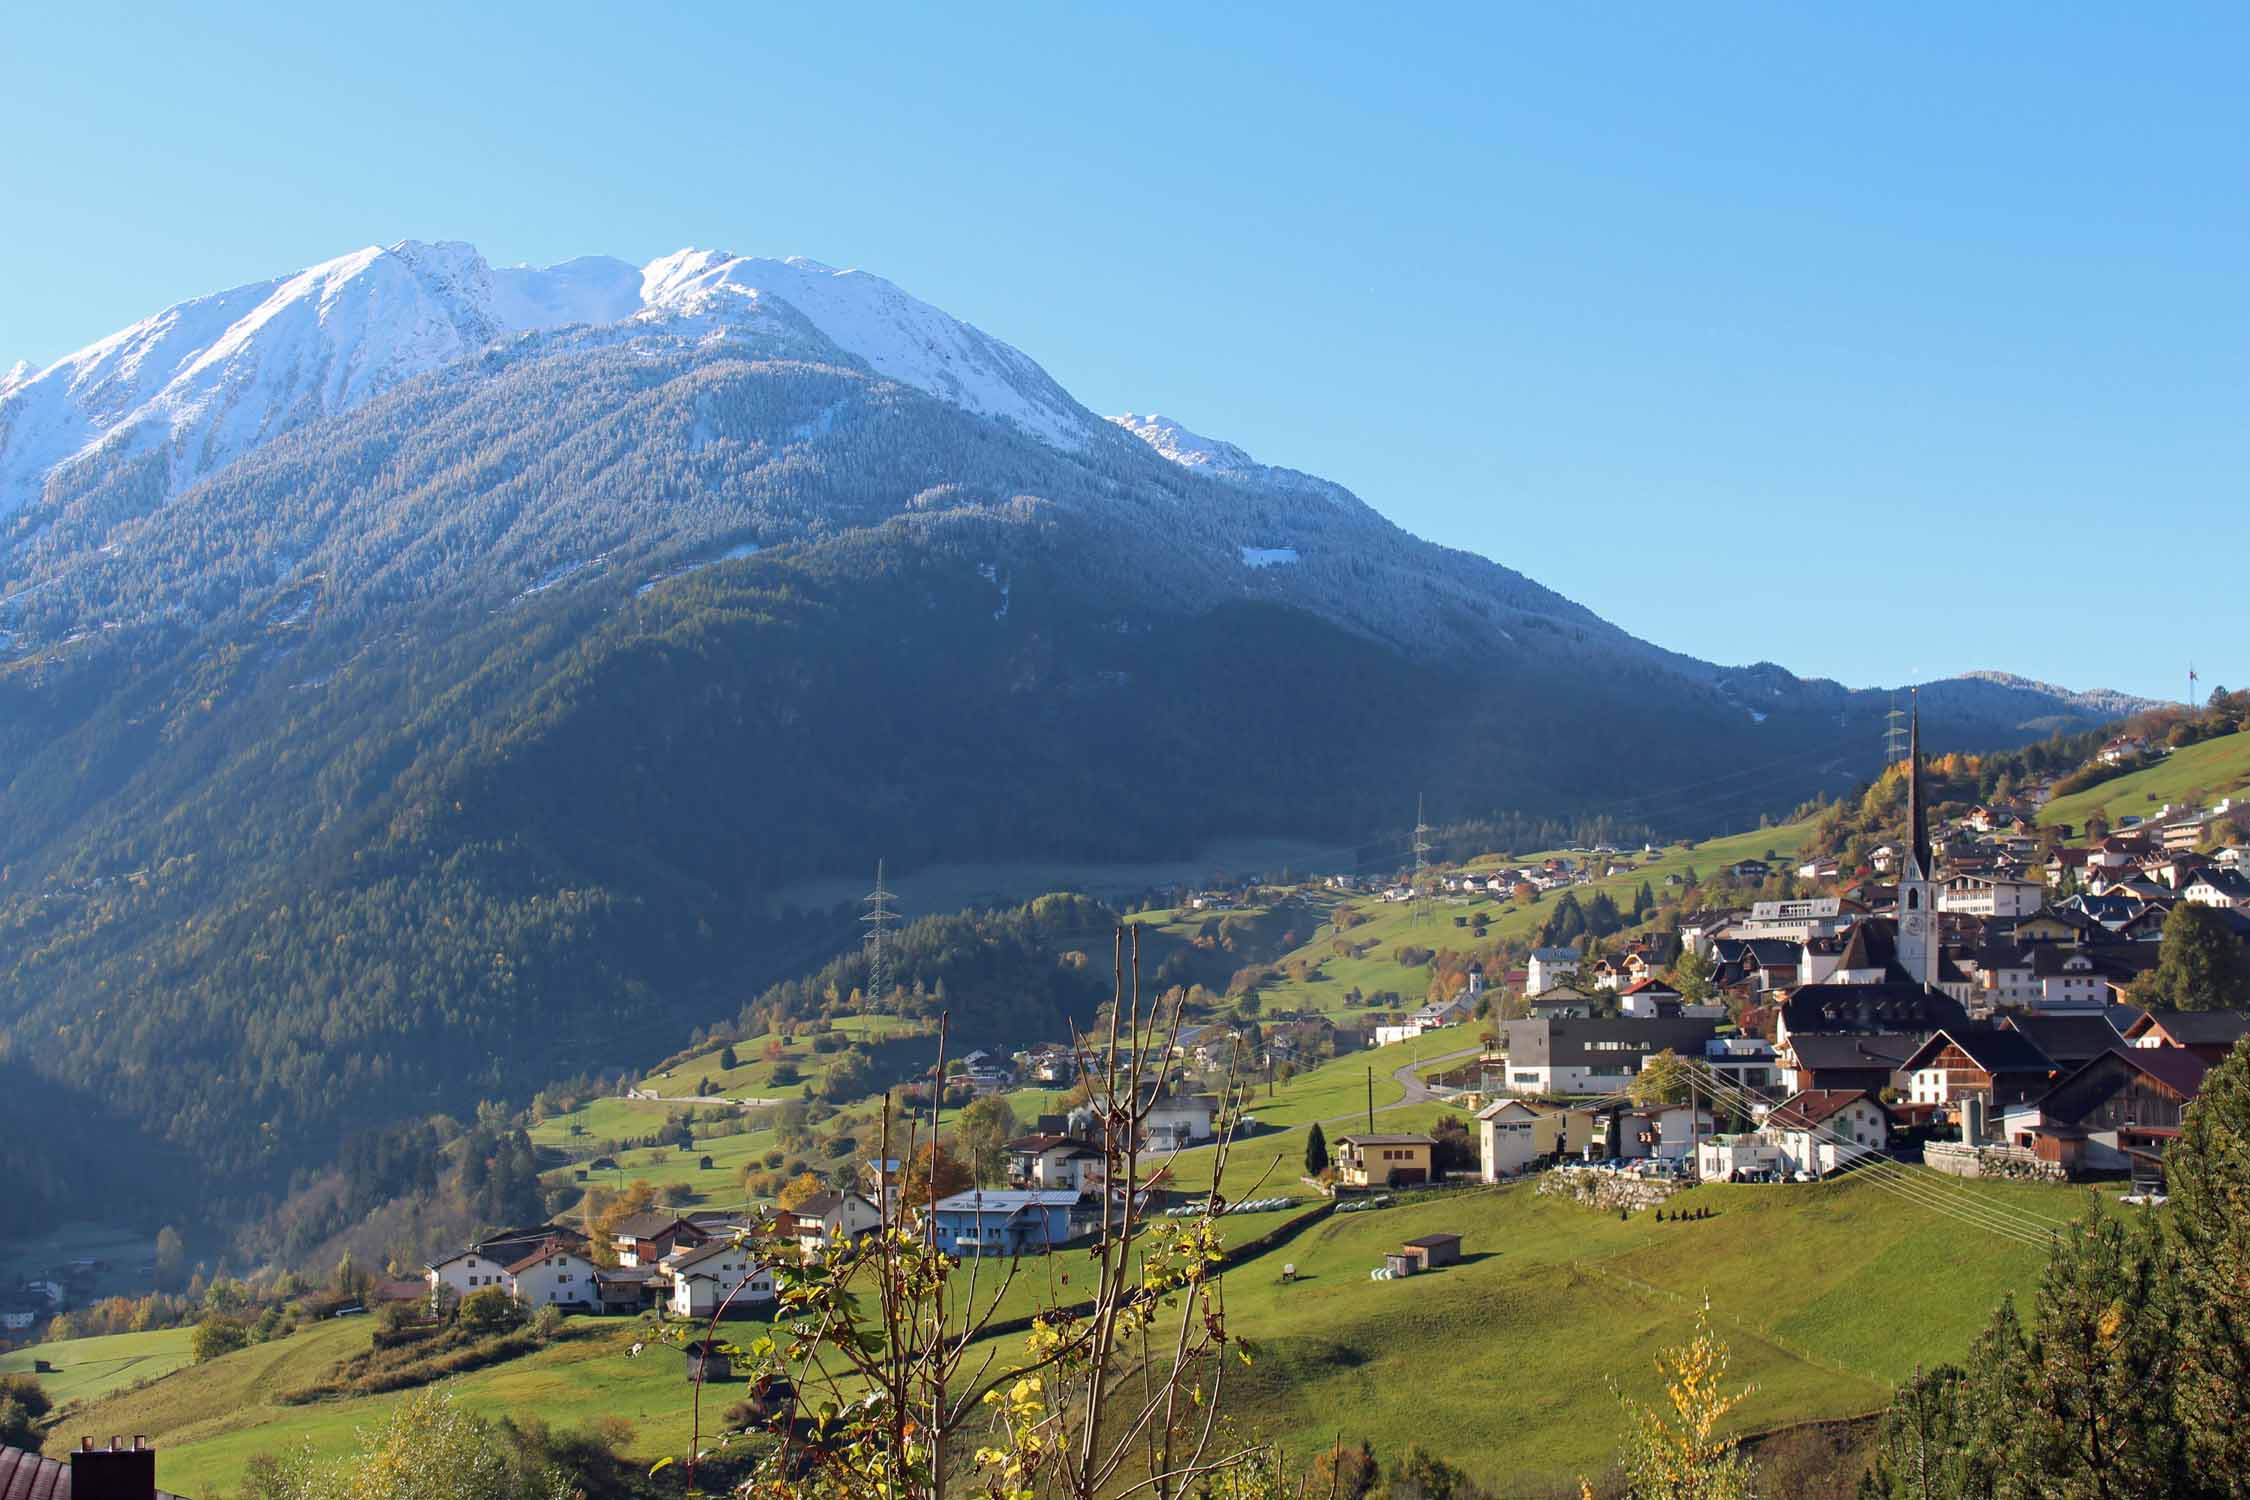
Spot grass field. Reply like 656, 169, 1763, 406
1213, 820, 1817, 1024
0, 1327, 197, 1410
51, 1170, 2079, 1499
2038, 730, 2250, 836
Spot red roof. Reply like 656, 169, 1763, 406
1768, 1089, 1880, 1130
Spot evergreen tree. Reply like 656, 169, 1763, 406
2011, 1207, 2187, 1498
2139, 904, 2250, 1011
2165, 1039, 2250, 1488
1304, 1121, 1330, 1177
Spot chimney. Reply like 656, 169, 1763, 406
72, 1435, 158, 1500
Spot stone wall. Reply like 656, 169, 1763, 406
1538, 1169, 1680, 1212
1923, 1141, 2068, 1183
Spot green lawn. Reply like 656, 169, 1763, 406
972, 1171, 2070, 1495
0, 1327, 197, 1410
2038, 730, 2250, 836
48, 1169, 2079, 1498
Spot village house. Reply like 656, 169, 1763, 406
1900, 1027, 2058, 1113
1610, 1104, 1717, 1162
1475, 1099, 1594, 1179
1939, 873, 2046, 919
608, 1211, 711, 1268
502, 1239, 600, 1310
425, 1223, 592, 1305
2183, 868, 2250, 913
1776, 1032, 1918, 1095
1523, 983, 1601, 1020
926, 1189, 1083, 1256
1334, 1133, 1437, 1187
779, 1191, 885, 1253
2004, 1046, 2209, 1182
1527, 946, 1582, 994
1765, 1089, 1892, 1175
1500, 1016, 1722, 1096
2120, 1009, 2250, 1063
1005, 1133, 1109, 1193
663, 1239, 775, 1319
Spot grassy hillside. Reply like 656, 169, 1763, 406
2038, 730, 2250, 836
0, 1326, 195, 1410
1175, 819, 1816, 1023
52, 1169, 2077, 1499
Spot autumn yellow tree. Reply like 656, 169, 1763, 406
1589, 1301, 1756, 1500
777, 1170, 827, 1210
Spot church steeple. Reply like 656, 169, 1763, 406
1896, 692, 1938, 989
1906, 697, 1931, 879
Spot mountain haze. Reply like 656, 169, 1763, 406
0, 240, 2144, 1228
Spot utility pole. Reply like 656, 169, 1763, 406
2188, 662, 2200, 708
1366, 1067, 1375, 1134
862, 859, 899, 1006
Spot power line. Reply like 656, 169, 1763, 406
1884, 694, 1910, 768
1412, 794, 1434, 926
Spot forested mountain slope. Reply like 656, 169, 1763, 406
0, 244, 2144, 1226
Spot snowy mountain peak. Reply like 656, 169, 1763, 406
0, 239, 1097, 518
1109, 413, 1259, 473
0, 360, 31, 397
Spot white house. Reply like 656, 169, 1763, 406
1612, 1105, 1716, 1162
1475, 1099, 1592, 1179
1527, 947, 1582, 995
2183, 869, 2250, 913
664, 1240, 776, 1319
782, 1191, 885, 1253
503, 1241, 601, 1308
1695, 1133, 1790, 1181
1939, 874, 2045, 919
1374, 1020, 1432, 1046
1006, 1135, 1109, 1194
426, 1247, 512, 1304
1765, 1090, 1890, 1176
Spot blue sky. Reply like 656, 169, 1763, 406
4, 3, 2242, 699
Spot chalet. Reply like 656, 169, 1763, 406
926, 1189, 1082, 1256
1499, 1017, 1723, 1096
2005, 1047, 2209, 1180
780, 1191, 884, 1253
2183, 868, 2250, 913
2097, 735, 2148, 766
1899, 1027, 2058, 1112
1005, 1134, 1109, 1193
1335, 1133, 1436, 1187
1475, 1099, 1594, 1179
2121, 1009, 2250, 1063
663, 1240, 775, 1320
1615, 977, 1697, 1018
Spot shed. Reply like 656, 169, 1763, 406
1400, 1233, 1462, 1270
684, 1339, 731, 1383
1382, 1252, 1417, 1277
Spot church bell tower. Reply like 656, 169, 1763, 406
1896, 699, 1939, 989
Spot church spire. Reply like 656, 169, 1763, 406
1907, 693, 1931, 877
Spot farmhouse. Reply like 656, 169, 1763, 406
2005, 1046, 2209, 1179
780, 1191, 884, 1253
1005, 1133, 1109, 1193
1900, 1027, 2058, 1112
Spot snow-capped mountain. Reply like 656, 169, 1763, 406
0, 240, 1095, 518
1109, 410, 1358, 508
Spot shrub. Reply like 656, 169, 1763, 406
191, 1314, 250, 1363
457, 1289, 523, 1337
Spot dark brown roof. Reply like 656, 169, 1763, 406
1899, 1026, 2056, 1077
1769, 1089, 1882, 1129
0, 1444, 187, 1500
1402, 1233, 1462, 1249
2127, 1010, 2250, 1048
502, 1238, 587, 1276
